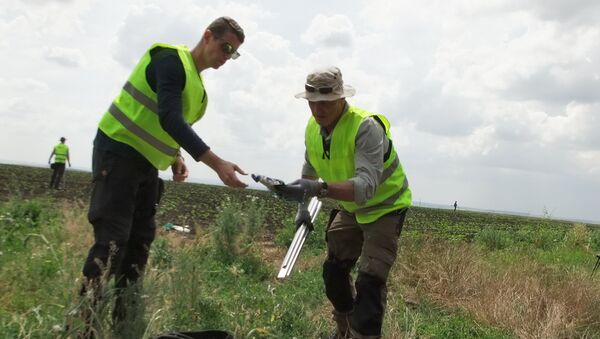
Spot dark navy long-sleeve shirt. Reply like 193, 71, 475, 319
94, 46, 210, 167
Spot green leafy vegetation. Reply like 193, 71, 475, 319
1, 163, 599, 338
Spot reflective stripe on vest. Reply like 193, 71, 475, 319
54, 144, 68, 163
123, 81, 158, 113
305, 106, 412, 224
98, 43, 207, 170
107, 103, 178, 157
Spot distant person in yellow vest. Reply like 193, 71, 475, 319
274, 66, 412, 339
78, 16, 247, 335
48, 136, 71, 189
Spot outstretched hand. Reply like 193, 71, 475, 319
199, 150, 248, 188
274, 178, 321, 203
216, 160, 247, 188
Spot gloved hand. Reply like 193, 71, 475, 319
274, 179, 322, 203
295, 201, 314, 231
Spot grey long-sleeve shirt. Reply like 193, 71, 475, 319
302, 105, 390, 206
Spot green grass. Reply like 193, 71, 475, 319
399, 301, 513, 339
1, 163, 600, 338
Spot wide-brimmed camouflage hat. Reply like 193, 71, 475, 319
295, 66, 355, 102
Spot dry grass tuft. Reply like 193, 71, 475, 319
393, 238, 600, 338
59, 199, 92, 252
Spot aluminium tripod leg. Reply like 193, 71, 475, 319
592, 254, 600, 277
277, 197, 322, 279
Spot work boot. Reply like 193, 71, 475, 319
329, 309, 353, 339
75, 277, 102, 339
349, 328, 381, 339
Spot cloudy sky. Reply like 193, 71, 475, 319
1, 0, 599, 222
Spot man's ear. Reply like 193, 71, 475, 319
203, 29, 213, 41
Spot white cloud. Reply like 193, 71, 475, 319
0, 77, 49, 92
301, 14, 355, 49
21, 0, 74, 4
537, 102, 600, 150
437, 126, 498, 157
45, 47, 86, 67
526, 0, 600, 25
1, 0, 599, 222
575, 150, 600, 176
112, 1, 267, 68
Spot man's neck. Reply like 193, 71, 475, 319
190, 42, 207, 73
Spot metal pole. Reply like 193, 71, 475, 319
277, 197, 322, 279
592, 254, 600, 277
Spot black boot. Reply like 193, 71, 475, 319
329, 309, 353, 339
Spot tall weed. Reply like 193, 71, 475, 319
563, 223, 590, 248
590, 230, 600, 251
211, 199, 266, 264
475, 227, 512, 250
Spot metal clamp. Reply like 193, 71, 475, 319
252, 174, 322, 279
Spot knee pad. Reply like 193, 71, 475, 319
323, 258, 356, 312
355, 272, 386, 310
355, 271, 385, 289
119, 241, 153, 282
82, 241, 127, 278
352, 272, 386, 336
83, 243, 111, 278
323, 257, 355, 285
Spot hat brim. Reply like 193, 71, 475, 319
294, 85, 355, 101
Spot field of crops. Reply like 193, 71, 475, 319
0, 163, 584, 240
2, 163, 600, 338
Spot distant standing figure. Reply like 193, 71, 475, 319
48, 137, 71, 189
453, 201, 458, 211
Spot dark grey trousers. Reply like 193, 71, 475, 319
81, 148, 162, 321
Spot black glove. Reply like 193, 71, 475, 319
274, 179, 322, 203
295, 203, 314, 231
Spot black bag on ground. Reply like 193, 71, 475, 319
152, 330, 234, 339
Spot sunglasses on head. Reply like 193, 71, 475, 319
305, 84, 333, 94
216, 38, 240, 60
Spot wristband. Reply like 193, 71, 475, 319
317, 182, 328, 198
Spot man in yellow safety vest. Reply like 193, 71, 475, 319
78, 16, 247, 337
48, 136, 70, 189
275, 66, 412, 339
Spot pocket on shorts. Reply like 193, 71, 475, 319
324, 209, 340, 242
88, 151, 117, 224
91, 151, 116, 183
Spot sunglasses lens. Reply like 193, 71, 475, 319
305, 84, 316, 93
305, 84, 333, 94
222, 43, 233, 54
221, 42, 240, 59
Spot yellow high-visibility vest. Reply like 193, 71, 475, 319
53, 144, 69, 163
99, 43, 207, 170
305, 106, 411, 223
